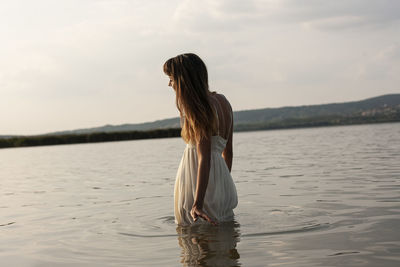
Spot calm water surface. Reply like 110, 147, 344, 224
1, 123, 400, 266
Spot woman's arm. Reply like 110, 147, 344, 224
191, 135, 217, 225
222, 111, 233, 172
222, 126, 233, 172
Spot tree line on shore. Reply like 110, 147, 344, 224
0, 128, 181, 149
1, 112, 399, 149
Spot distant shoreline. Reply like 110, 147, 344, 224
1, 116, 399, 149
234, 113, 400, 132
3, 93, 397, 140
0, 128, 181, 149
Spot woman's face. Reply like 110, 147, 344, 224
168, 76, 175, 90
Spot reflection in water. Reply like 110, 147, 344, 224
176, 221, 241, 267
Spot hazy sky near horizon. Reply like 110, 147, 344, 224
1, 0, 399, 135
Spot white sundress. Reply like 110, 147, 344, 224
174, 103, 238, 225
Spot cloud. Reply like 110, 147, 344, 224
171, 0, 400, 33
355, 43, 400, 80
281, 0, 400, 31
301, 15, 367, 31
171, 0, 277, 33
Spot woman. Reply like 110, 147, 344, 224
163, 53, 238, 225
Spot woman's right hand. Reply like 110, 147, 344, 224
190, 205, 218, 226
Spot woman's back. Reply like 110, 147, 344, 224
208, 93, 234, 172
208, 93, 233, 140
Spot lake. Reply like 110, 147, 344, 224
1, 123, 400, 266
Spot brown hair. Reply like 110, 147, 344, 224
163, 53, 216, 143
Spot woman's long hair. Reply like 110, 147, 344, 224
163, 53, 216, 143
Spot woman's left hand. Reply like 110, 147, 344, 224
190, 205, 218, 226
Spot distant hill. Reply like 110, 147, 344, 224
44, 117, 181, 136
0, 135, 20, 139
233, 93, 400, 125
2, 94, 400, 138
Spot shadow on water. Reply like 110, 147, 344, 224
176, 221, 241, 267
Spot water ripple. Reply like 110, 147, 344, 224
242, 223, 331, 237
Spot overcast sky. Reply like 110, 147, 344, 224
1, 0, 399, 135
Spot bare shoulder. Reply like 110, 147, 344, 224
214, 93, 232, 111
